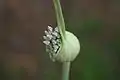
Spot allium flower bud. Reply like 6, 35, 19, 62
43, 26, 80, 62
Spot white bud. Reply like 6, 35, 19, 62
48, 26, 53, 32
55, 31, 80, 62
43, 41, 50, 45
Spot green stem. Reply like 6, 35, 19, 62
53, 0, 66, 41
62, 62, 71, 80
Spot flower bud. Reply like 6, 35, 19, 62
43, 26, 80, 62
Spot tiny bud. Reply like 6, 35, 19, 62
43, 41, 50, 45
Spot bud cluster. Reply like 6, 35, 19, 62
43, 26, 62, 61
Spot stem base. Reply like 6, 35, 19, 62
62, 62, 71, 80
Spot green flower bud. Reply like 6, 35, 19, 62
43, 26, 80, 62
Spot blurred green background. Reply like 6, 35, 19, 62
0, 0, 120, 80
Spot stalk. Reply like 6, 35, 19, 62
62, 62, 71, 80
52, 0, 66, 41
52, 0, 71, 80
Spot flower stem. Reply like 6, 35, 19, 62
52, 0, 66, 41
62, 62, 71, 80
